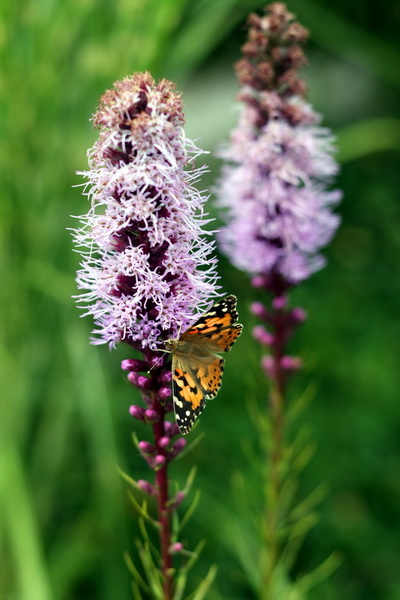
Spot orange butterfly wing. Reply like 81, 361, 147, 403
170, 295, 242, 434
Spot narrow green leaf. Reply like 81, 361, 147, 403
337, 118, 400, 162
124, 551, 152, 595
138, 517, 161, 560
136, 539, 163, 599
127, 491, 160, 529
295, 551, 343, 594
187, 564, 217, 600
178, 489, 201, 532
172, 570, 187, 600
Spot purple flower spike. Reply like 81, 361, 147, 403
216, 12, 341, 285
73, 72, 220, 597
73, 72, 219, 351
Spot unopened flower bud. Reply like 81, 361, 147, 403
251, 275, 268, 288
129, 405, 145, 421
253, 325, 274, 346
280, 355, 302, 371
128, 371, 153, 391
144, 409, 159, 423
158, 387, 172, 400
169, 542, 184, 554
154, 454, 166, 469
272, 295, 288, 310
121, 359, 148, 372
169, 490, 185, 511
262, 355, 276, 378
148, 355, 164, 369
137, 479, 156, 496
290, 307, 307, 323
164, 421, 180, 437
158, 370, 173, 384
138, 441, 155, 455
159, 436, 170, 448
170, 437, 186, 458
251, 301, 272, 322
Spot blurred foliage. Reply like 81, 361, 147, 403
1, 0, 399, 599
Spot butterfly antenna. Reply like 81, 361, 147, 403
148, 351, 168, 372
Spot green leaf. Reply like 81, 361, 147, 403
124, 551, 152, 595
178, 489, 201, 532
127, 491, 160, 529
186, 564, 218, 600
337, 118, 400, 162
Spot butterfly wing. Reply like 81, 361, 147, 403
171, 295, 242, 434
181, 295, 243, 353
172, 354, 225, 435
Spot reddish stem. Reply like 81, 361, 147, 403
142, 347, 175, 600
153, 408, 174, 600
262, 274, 290, 596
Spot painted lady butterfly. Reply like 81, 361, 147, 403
165, 295, 242, 435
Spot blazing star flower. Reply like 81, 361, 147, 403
216, 3, 341, 283
72, 73, 220, 598
73, 72, 219, 350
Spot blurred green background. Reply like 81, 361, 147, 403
1, 0, 400, 598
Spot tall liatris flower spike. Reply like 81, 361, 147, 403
73, 72, 219, 599
216, 4, 341, 598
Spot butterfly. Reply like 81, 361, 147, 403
165, 295, 243, 435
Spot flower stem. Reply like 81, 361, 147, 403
150, 370, 173, 600
154, 450, 173, 600
263, 276, 288, 598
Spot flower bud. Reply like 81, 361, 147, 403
128, 371, 153, 391
154, 454, 166, 469
170, 437, 186, 458
158, 386, 172, 400
280, 355, 302, 371
164, 421, 180, 437
169, 490, 185, 511
253, 325, 274, 347
121, 358, 148, 372
158, 370, 172, 384
251, 301, 272, 322
289, 307, 307, 323
137, 479, 156, 496
129, 405, 145, 421
169, 542, 184, 554
272, 295, 288, 310
262, 355, 276, 378
149, 355, 164, 369
144, 409, 159, 423
138, 441, 155, 455
159, 436, 170, 448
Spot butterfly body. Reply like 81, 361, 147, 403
165, 295, 242, 435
